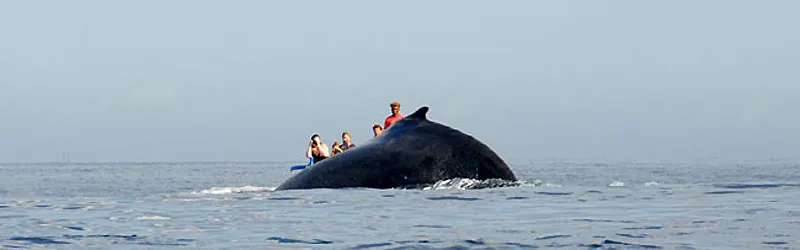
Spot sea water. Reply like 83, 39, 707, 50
0, 160, 798, 249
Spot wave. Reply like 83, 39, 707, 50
609, 181, 625, 187
421, 178, 559, 190
190, 178, 669, 194
192, 178, 557, 194
193, 186, 276, 195
712, 183, 800, 189
135, 215, 171, 221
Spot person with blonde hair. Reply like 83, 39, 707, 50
331, 141, 343, 156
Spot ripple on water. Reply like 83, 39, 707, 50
675, 244, 698, 250
426, 196, 481, 201
746, 208, 772, 215
456, 239, 540, 249
496, 229, 528, 234
714, 183, 799, 189
622, 226, 663, 230
413, 225, 451, 229
535, 234, 571, 240
506, 242, 539, 248
8, 237, 70, 245
352, 242, 392, 249
353, 240, 445, 249
705, 190, 745, 195
583, 239, 663, 249
267, 197, 302, 201
266, 236, 333, 245
535, 192, 572, 196
0, 215, 26, 219
464, 239, 485, 245
507, 196, 529, 200
616, 233, 650, 239
58, 234, 191, 246
62, 234, 139, 240
64, 226, 85, 231
393, 240, 441, 244
575, 219, 637, 224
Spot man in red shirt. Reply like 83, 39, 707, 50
384, 101, 404, 129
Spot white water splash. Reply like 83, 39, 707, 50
194, 186, 275, 195
421, 178, 552, 190
424, 178, 484, 190
609, 181, 625, 187
645, 181, 660, 187
521, 179, 562, 188
135, 216, 171, 220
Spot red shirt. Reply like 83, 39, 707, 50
384, 114, 404, 129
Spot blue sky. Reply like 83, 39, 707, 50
1, 1, 798, 162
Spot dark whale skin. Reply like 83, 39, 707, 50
275, 106, 517, 191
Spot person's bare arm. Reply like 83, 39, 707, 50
319, 144, 331, 157
305, 141, 314, 158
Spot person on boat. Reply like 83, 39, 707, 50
372, 124, 383, 137
384, 101, 404, 129
331, 141, 343, 156
341, 132, 356, 151
305, 134, 330, 163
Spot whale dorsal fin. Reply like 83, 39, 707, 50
407, 106, 429, 120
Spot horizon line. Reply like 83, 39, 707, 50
1, 157, 796, 166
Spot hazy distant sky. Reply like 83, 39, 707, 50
2, 1, 798, 163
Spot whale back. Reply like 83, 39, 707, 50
275, 106, 516, 190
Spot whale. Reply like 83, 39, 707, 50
275, 106, 517, 191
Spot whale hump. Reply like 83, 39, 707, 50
275, 104, 517, 191
407, 106, 429, 120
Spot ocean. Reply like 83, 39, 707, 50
0, 159, 798, 249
